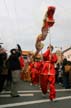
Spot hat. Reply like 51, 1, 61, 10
10, 49, 16, 54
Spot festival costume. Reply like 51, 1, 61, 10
29, 61, 40, 85
40, 49, 57, 100
19, 56, 24, 68
19, 56, 25, 80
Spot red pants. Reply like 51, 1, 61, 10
40, 74, 56, 100
31, 71, 39, 85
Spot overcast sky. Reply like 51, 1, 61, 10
0, 0, 71, 53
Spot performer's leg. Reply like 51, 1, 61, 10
31, 72, 37, 85
35, 71, 40, 85
40, 75, 48, 94
49, 75, 56, 100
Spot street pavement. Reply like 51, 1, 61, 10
0, 80, 71, 108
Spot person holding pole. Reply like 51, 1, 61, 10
40, 44, 58, 101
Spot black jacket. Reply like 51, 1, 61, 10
8, 53, 21, 71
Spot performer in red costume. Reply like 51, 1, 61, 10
29, 59, 40, 85
19, 55, 25, 80
40, 44, 58, 101
19, 55, 24, 69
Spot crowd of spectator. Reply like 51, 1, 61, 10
0, 44, 71, 98
0, 44, 24, 97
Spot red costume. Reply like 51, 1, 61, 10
40, 48, 57, 100
19, 56, 24, 68
19, 56, 25, 80
29, 61, 40, 85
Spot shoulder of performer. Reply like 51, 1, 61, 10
43, 49, 50, 60
51, 53, 58, 63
